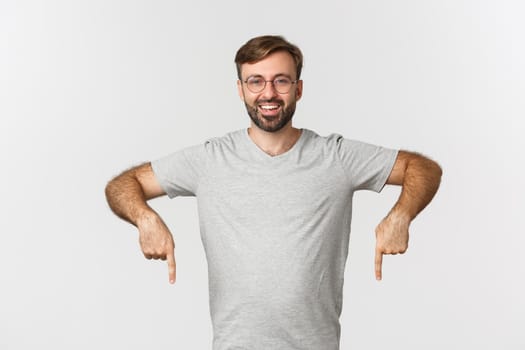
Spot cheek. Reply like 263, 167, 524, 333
284, 96, 297, 106
246, 94, 261, 106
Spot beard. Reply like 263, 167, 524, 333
244, 99, 297, 133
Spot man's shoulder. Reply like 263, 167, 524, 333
204, 129, 246, 145
199, 129, 248, 154
303, 128, 385, 148
301, 128, 346, 148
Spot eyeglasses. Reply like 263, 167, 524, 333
242, 76, 298, 94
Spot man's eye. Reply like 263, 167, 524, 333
275, 78, 291, 85
248, 78, 264, 84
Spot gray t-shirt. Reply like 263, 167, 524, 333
152, 128, 398, 350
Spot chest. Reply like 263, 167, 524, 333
197, 159, 351, 223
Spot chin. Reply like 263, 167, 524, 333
246, 104, 295, 133
253, 115, 291, 133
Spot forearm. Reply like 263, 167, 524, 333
106, 163, 175, 283
105, 164, 155, 226
390, 153, 442, 221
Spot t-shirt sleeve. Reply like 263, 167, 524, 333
334, 135, 399, 192
150, 143, 208, 198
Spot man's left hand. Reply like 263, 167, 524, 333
374, 211, 410, 281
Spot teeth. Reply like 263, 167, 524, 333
260, 105, 279, 110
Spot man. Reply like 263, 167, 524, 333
105, 35, 442, 350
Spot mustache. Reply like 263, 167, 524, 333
256, 99, 284, 105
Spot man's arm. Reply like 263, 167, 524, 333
105, 163, 177, 284
374, 150, 442, 281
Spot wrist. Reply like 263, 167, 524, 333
135, 207, 157, 228
388, 207, 412, 223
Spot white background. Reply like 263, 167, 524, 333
1, 0, 523, 349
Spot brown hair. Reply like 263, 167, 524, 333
234, 35, 303, 80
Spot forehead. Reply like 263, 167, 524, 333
240, 51, 297, 79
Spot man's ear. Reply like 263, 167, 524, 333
295, 80, 303, 101
237, 80, 245, 101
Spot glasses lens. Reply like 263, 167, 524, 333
246, 77, 265, 93
274, 77, 292, 93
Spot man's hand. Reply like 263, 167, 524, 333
138, 212, 177, 284
375, 151, 442, 281
374, 211, 410, 281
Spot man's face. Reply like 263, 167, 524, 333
237, 51, 303, 132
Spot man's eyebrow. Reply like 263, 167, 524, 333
245, 74, 263, 80
273, 73, 292, 78
246, 73, 293, 80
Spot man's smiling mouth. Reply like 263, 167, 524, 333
257, 101, 283, 115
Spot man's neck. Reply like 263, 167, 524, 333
247, 123, 302, 157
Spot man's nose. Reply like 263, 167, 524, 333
260, 81, 279, 99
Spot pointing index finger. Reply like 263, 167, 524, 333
167, 251, 176, 284
375, 248, 383, 281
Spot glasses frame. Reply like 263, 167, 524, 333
242, 75, 299, 94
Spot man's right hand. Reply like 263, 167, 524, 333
105, 162, 175, 284
137, 212, 176, 284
